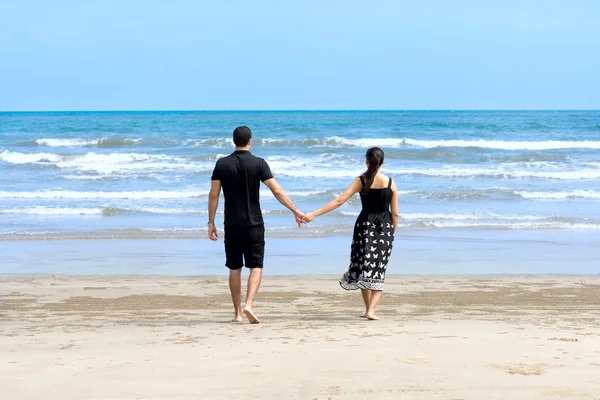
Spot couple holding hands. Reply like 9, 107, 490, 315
208, 126, 399, 324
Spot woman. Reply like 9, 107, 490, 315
305, 147, 399, 320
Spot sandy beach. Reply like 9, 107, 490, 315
1, 275, 599, 399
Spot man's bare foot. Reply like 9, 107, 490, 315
243, 308, 260, 324
365, 313, 379, 321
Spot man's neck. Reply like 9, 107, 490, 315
235, 146, 251, 152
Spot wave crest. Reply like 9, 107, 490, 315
16, 136, 600, 151
186, 136, 600, 150
25, 137, 142, 148
0, 189, 208, 200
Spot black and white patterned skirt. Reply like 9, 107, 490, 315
340, 212, 394, 291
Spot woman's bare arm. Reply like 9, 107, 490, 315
307, 178, 362, 220
390, 180, 399, 232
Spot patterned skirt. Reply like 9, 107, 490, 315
340, 212, 394, 291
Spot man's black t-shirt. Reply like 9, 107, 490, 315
211, 150, 273, 228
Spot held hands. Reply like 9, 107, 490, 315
293, 210, 316, 227
294, 210, 309, 227
208, 212, 313, 237
304, 212, 316, 222
208, 211, 315, 238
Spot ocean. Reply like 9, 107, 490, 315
1, 111, 599, 274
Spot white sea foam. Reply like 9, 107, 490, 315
0, 150, 212, 175
33, 137, 142, 147
35, 138, 96, 147
341, 211, 556, 221
120, 227, 204, 232
0, 189, 209, 200
0, 206, 213, 216
1, 150, 169, 164
401, 213, 550, 221
28, 136, 600, 151
0, 207, 104, 215
392, 212, 600, 229
405, 138, 600, 150
0, 150, 63, 164
398, 221, 600, 230
262, 154, 600, 180
330, 137, 600, 150
387, 167, 600, 180
0, 189, 335, 200
129, 208, 206, 215
515, 190, 600, 200
275, 168, 362, 179
2, 188, 593, 207
270, 163, 600, 180
62, 175, 115, 181
282, 190, 331, 197
185, 138, 233, 148
4, 149, 597, 180
184, 136, 600, 150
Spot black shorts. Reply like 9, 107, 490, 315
224, 224, 265, 270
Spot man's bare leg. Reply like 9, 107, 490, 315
243, 268, 262, 324
229, 269, 243, 322
360, 289, 371, 317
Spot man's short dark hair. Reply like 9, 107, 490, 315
233, 126, 252, 147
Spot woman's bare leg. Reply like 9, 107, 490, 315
365, 290, 383, 320
360, 289, 371, 317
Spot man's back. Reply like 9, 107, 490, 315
211, 150, 273, 227
208, 125, 305, 324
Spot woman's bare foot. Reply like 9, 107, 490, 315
365, 313, 379, 321
360, 311, 367, 318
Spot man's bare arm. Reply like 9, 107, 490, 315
208, 180, 221, 240
262, 178, 306, 225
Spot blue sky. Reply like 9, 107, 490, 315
1, 0, 599, 110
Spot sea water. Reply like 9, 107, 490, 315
1, 111, 599, 274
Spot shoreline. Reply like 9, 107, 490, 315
2, 232, 599, 276
2, 273, 600, 278
2, 225, 600, 242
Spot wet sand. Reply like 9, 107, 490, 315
1, 275, 600, 399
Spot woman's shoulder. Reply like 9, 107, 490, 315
379, 173, 396, 189
378, 173, 392, 183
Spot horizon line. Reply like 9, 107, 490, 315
1, 109, 599, 113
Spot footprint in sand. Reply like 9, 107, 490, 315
549, 337, 578, 342
489, 362, 560, 376
430, 335, 458, 339
403, 357, 428, 365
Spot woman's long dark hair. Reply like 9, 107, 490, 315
360, 147, 385, 194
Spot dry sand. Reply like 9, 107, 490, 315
1, 275, 600, 399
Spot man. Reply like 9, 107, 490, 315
208, 126, 305, 324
